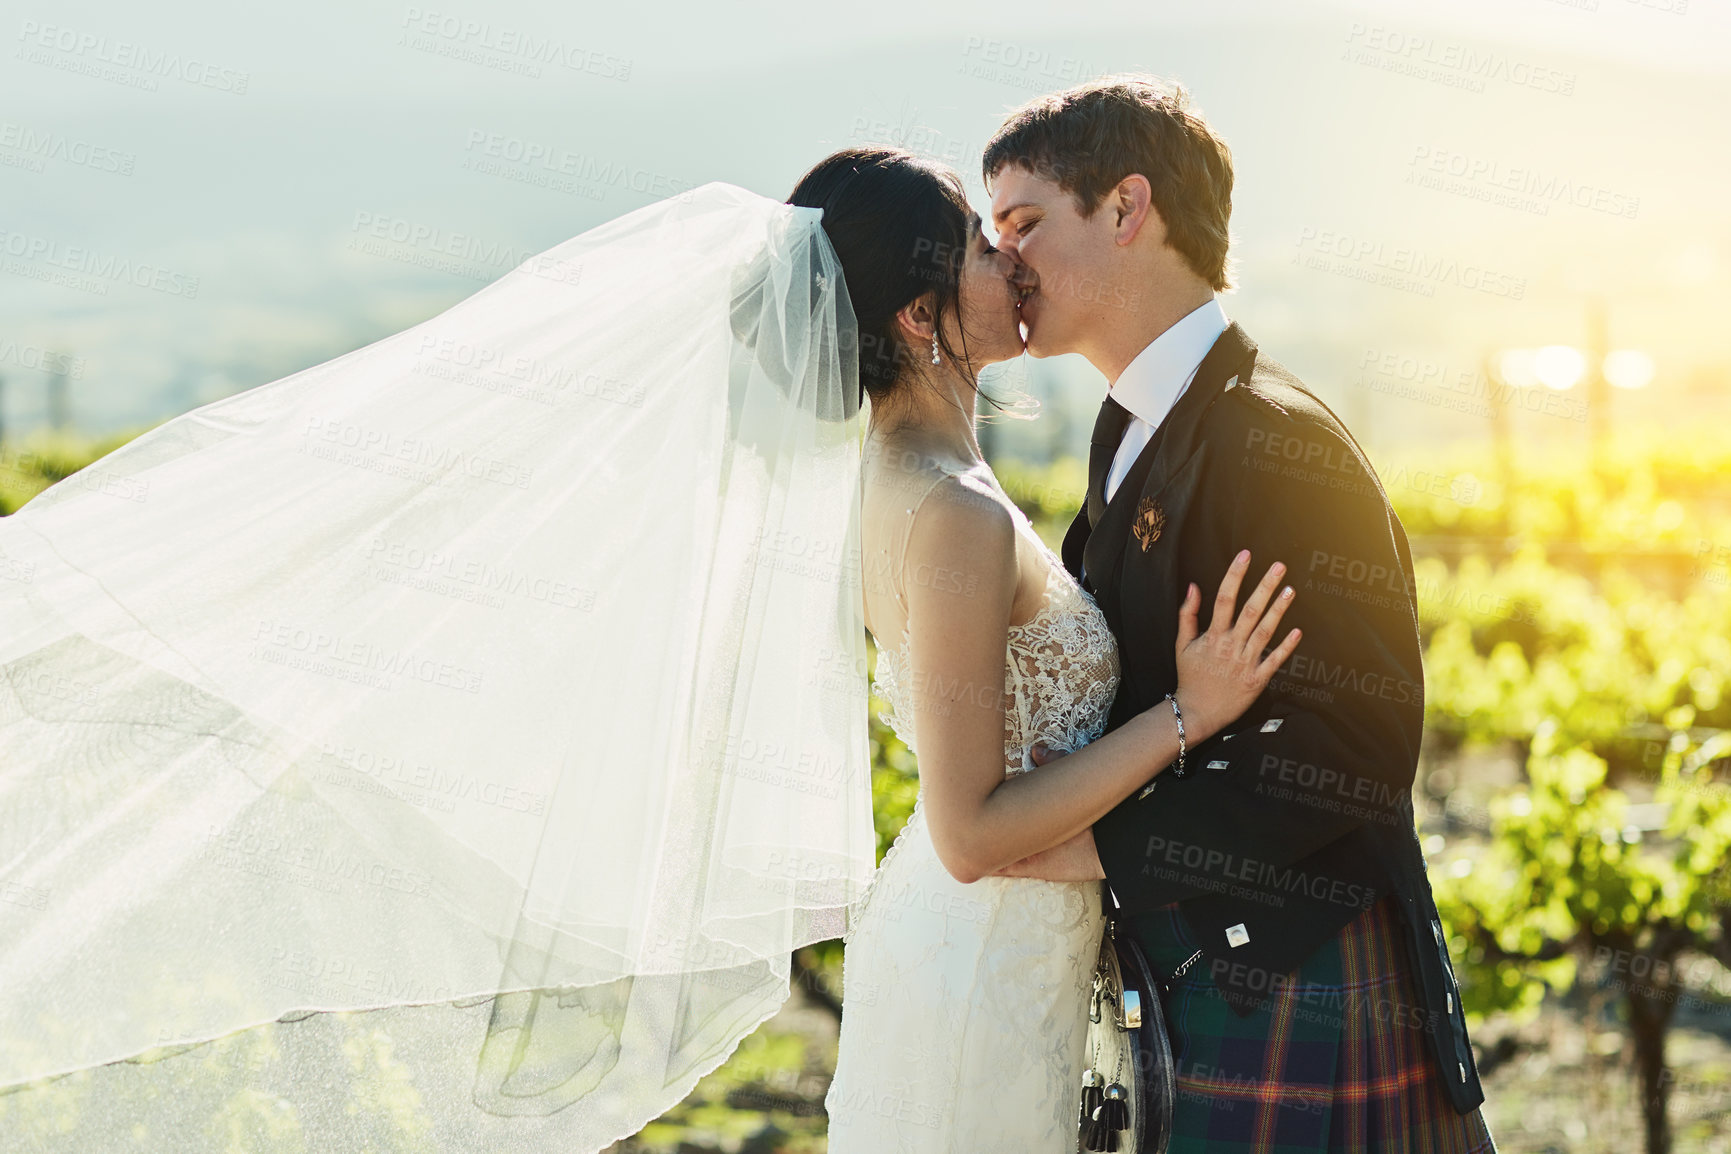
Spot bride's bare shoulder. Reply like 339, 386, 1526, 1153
864, 445, 1003, 529
900, 470, 1017, 601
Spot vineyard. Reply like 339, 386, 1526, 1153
2, 427, 1728, 1153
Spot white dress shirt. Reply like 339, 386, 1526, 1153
1089, 297, 1228, 903
1102, 297, 1230, 503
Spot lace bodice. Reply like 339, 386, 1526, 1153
859, 445, 1120, 775
873, 551, 1120, 775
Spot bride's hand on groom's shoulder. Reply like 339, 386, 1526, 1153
1171, 549, 1303, 744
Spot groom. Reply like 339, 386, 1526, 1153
984, 78, 1495, 1149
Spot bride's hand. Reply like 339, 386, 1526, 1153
1169, 549, 1302, 744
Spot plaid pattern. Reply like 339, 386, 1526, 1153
1126, 895, 1497, 1153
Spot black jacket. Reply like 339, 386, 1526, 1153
1064, 322, 1486, 1114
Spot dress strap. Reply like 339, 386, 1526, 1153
886, 465, 961, 609
863, 440, 973, 627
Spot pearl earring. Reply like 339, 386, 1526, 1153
930, 333, 941, 365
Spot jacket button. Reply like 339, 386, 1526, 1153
1446, 992, 1453, 1014
1458, 1061, 1466, 1082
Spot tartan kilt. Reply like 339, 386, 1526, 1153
1124, 894, 1497, 1153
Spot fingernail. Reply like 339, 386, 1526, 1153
1236, 549, 1250, 562
1282, 586, 1294, 598
1272, 562, 1285, 575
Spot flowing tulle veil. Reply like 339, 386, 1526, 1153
0, 183, 875, 1151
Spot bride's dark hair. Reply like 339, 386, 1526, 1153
788, 148, 981, 408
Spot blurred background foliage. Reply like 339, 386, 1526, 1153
4, 425, 1728, 1153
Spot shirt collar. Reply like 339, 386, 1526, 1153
1106, 297, 1230, 428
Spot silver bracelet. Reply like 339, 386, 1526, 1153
1165, 693, 1188, 778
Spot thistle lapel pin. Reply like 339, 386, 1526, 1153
1131, 497, 1166, 552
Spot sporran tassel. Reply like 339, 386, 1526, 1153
1098, 1082, 1130, 1150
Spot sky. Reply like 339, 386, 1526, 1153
2, 0, 1726, 458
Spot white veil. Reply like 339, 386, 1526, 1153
0, 183, 875, 1151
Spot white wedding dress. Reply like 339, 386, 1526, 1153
825, 456, 1122, 1152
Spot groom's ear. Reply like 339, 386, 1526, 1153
1107, 174, 1159, 249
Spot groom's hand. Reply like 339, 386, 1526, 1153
990, 745, 1107, 881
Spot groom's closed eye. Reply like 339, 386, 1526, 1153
996, 207, 1040, 237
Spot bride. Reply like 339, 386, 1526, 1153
789, 148, 1298, 1150
0, 146, 1294, 1153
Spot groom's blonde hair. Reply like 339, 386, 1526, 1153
982, 74, 1236, 292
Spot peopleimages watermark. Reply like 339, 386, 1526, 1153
411, 332, 645, 409
0, 227, 200, 298
1294, 227, 1526, 300
701, 726, 854, 801
364, 533, 598, 612
318, 738, 550, 817
849, 106, 981, 169
14, 19, 250, 94
827, 1083, 947, 1131
847, 868, 995, 930
1342, 23, 1577, 96
460, 129, 694, 203
0, 119, 135, 176
957, 35, 1098, 92
1200, 959, 1444, 1036
1594, 945, 1731, 1020
1415, 574, 1542, 628
202, 821, 434, 897
1258, 752, 1414, 815
300, 413, 536, 490
0, 551, 36, 585
0, 340, 86, 378
0, 447, 148, 502
1694, 539, 1731, 589
1139, 834, 1380, 913
1355, 347, 1588, 424
248, 615, 486, 695
274, 946, 457, 1003
1239, 426, 1482, 510
398, 7, 631, 81
1594, 945, 1731, 999
347, 209, 576, 285
1303, 547, 1425, 618
0, 879, 51, 911
1407, 146, 1639, 220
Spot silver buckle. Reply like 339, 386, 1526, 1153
1119, 988, 1142, 1030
